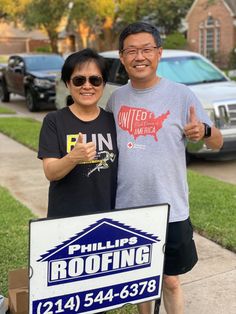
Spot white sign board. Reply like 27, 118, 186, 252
29, 204, 169, 314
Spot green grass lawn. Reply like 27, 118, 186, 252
0, 55, 8, 62
188, 170, 236, 251
0, 186, 35, 296
0, 117, 41, 151
0, 116, 235, 310
0, 106, 16, 114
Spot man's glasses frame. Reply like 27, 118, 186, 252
70, 75, 103, 87
121, 46, 158, 57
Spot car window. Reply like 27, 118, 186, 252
157, 56, 227, 85
24, 55, 64, 71
114, 63, 128, 85
104, 58, 128, 85
105, 58, 116, 82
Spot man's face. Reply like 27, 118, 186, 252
120, 32, 162, 88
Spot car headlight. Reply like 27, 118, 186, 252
214, 105, 230, 129
34, 78, 54, 88
205, 108, 216, 123
206, 106, 230, 129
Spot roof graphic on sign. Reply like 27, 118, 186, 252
38, 218, 160, 262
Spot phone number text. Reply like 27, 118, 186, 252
32, 275, 160, 314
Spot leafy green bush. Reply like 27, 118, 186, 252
35, 45, 52, 53
163, 32, 187, 50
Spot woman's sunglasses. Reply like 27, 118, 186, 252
71, 75, 103, 87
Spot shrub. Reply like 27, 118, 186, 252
35, 45, 52, 53
162, 32, 187, 50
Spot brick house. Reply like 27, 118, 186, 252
0, 21, 50, 54
186, 0, 236, 68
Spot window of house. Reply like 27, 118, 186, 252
199, 28, 204, 55
206, 28, 214, 58
199, 16, 220, 59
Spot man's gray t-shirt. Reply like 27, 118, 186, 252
107, 78, 212, 222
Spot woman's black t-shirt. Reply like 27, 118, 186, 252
38, 107, 118, 218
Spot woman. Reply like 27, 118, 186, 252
38, 48, 118, 219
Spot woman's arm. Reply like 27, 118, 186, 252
43, 133, 96, 181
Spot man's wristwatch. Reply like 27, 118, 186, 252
203, 123, 211, 138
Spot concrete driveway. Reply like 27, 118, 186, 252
189, 158, 236, 185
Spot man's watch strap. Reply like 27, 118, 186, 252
203, 123, 211, 138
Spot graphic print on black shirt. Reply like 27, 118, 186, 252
66, 132, 116, 177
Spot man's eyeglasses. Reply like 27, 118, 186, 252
121, 46, 158, 57
71, 75, 103, 87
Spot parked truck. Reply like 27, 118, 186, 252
0, 53, 64, 111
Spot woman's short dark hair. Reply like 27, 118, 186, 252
61, 48, 108, 85
119, 22, 162, 52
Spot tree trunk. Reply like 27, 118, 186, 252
47, 29, 59, 53
50, 38, 58, 53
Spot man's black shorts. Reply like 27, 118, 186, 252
164, 217, 198, 275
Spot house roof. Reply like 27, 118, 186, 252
186, 0, 236, 20
0, 21, 48, 39
225, 0, 236, 15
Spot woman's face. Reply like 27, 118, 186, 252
67, 61, 104, 109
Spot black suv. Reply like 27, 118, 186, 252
0, 53, 64, 111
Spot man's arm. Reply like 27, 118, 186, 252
204, 126, 223, 150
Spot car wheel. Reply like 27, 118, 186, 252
0, 80, 10, 102
26, 89, 38, 112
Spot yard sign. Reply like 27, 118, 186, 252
29, 204, 169, 314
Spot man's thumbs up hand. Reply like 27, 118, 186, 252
189, 106, 197, 123
184, 106, 204, 141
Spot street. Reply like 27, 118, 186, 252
0, 95, 50, 122
1, 96, 236, 184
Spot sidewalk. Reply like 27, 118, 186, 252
0, 132, 235, 314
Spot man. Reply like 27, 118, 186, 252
106, 22, 223, 314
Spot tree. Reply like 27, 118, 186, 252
23, 0, 71, 53
70, 0, 160, 50
109, 0, 194, 44
114, 0, 157, 33
70, 0, 116, 50
144, 0, 194, 35
0, 0, 30, 20
55, 0, 195, 51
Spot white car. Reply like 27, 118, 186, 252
55, 50, 236, 160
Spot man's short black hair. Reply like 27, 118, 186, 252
119, 22, 162, 52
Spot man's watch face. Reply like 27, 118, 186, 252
204, 123, 211, 138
